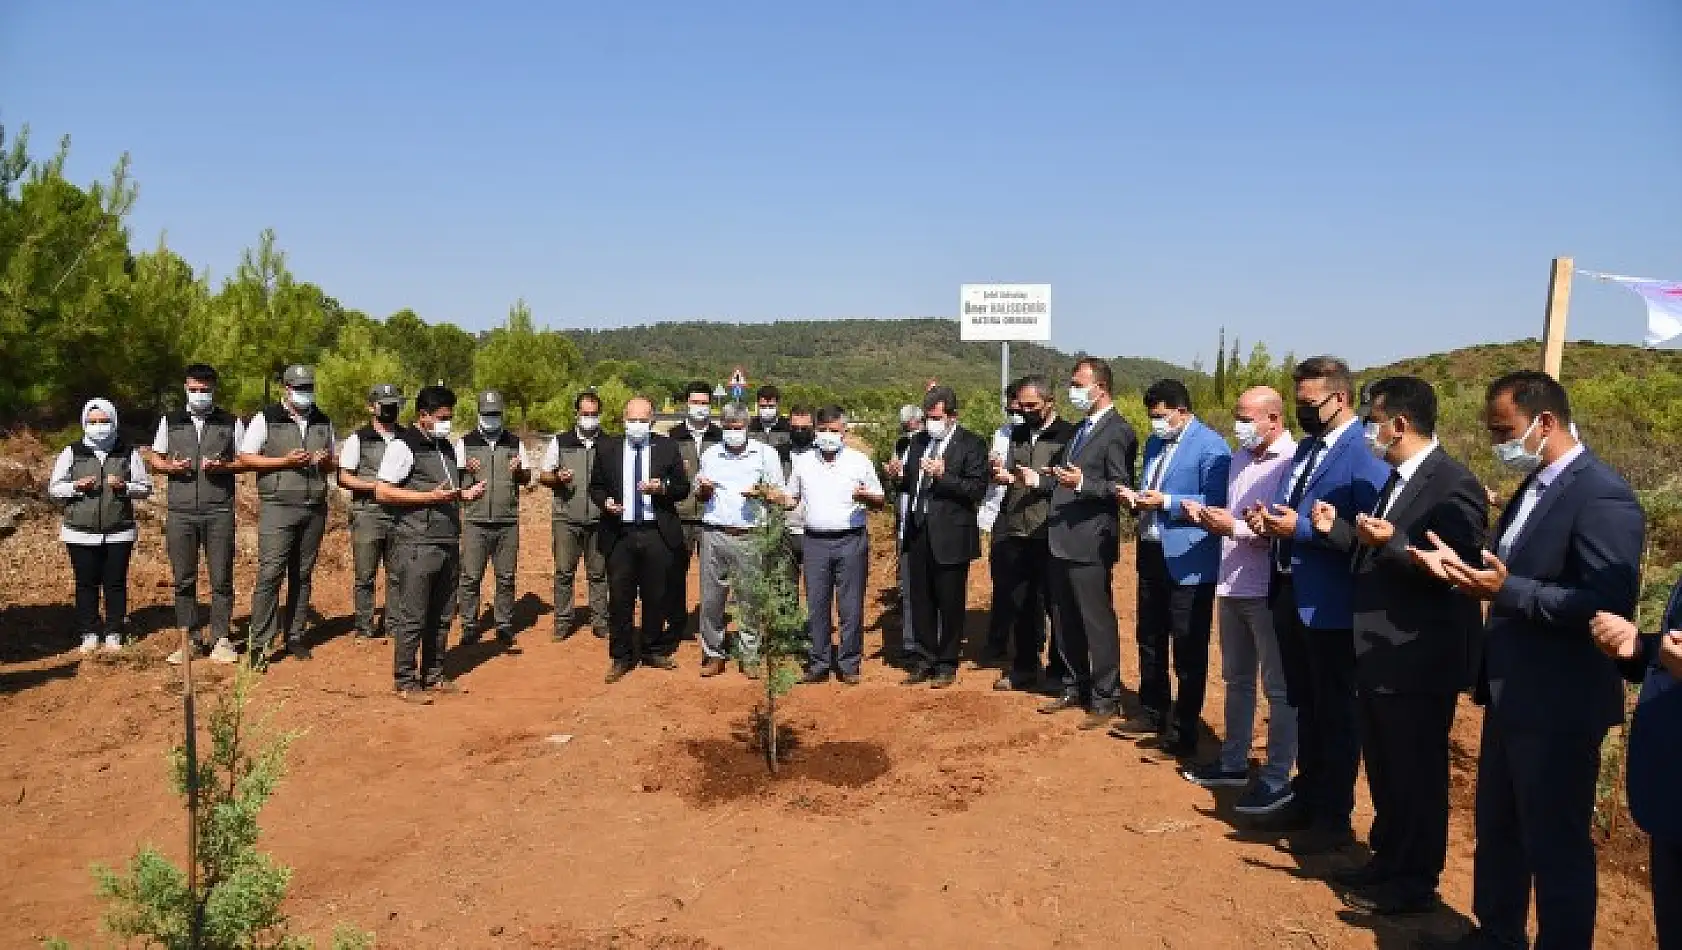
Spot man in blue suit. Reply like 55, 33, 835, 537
1250, 356, 1389, 855
1593, 583, 1682, 950
1111, 379, 1231, 758
1413, 371, 1644, 950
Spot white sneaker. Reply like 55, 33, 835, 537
101, 634, 122, 653
209, 639, 239, 664
77, 634, 99, 654
166, 647, 187, 665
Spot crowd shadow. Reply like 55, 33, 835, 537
0, 658, 80, 695
0, 603, 178, 662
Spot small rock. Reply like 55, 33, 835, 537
544, 734, 573, 745
489, 925, 505, 937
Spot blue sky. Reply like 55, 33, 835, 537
4, 0, 1679, 370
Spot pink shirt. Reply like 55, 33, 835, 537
1217, 432, 1298, 599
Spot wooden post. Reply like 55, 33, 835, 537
1541, 257, 1574, 379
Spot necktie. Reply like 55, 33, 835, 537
632, 443, 645, 523
916, 439, 943, 515
1373, 470, 1402, 519
1274, 437, 1324, 572
1068, 419, 1092, 461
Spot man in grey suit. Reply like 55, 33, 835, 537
1020, 357, 1139, 729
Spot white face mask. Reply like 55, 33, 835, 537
722, 428, 748, 449
430, 420, 453, 440
815, 431, 844, 454
1149, 416, 1180, 441
185, 389, 214, 412
1493, 417, 1544, 474
687, 403, 711, 422
84, 422, 115, 442
1233, 420, 1263, 451
1009, 413, 1026, 427
1364, 421, 1399, 460
480, 415, 503, 434
1069, 386, 1094, 413
576, 415, 600, 432
625, 421, 652, 443
925, 418, 950, 440
289, 389, 315, 409
758, 406, 778, 423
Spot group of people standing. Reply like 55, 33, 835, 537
45, 352, 1679, 948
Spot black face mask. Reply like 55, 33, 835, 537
790, 428, 815, 449
1295, 395, 1335, 438
377, 405, 399, 424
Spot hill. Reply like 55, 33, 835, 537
564, 319, 1191, 394
1362, 338, 1682, 387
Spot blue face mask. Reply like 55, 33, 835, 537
1493, 417, 1543, 474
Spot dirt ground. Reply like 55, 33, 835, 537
0, 464, 1661, 948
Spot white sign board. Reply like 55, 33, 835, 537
959, 283, 1052, 342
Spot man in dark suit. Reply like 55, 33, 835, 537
1411, 371, 1644, 950
588, 396, 693, 683
1307, 376, 1487, 915
1592, 581, 1682, 950
1028, 357, 1138, 729
898, 385, 989, 688
1250, 356, 1389, 854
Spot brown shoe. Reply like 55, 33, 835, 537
604, 661, 634, 684
838, 672, 862, 686
395, 688, 433, 705
1078, 708, 1119, 731
700, 658, 727, 677
426, 678, 464, 695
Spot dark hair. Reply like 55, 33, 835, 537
923, 385, 960, 415
1073, 357, 1113, 392
574, 390, 601, 412
1486, 370, 1572, 424
757, 384, 781, 402
1367, 376, 1438, 436
1292, 355, 1354, 396
415, 385, 456, 415
1143, 378, 1192, 413
1005, 381, 1020, 402
184, 363, 219, 385
787, 404, 815, 421
1015, 375, 1052, 402
815, 404, 846, 425
684, 380, 712, 400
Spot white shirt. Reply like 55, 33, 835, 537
788, 447, 883, 532
151, 414, 247, 456
49, 445, 154, 545
620, 437, 658, 523
699, 441, 785, 528
978, 423, 1014, 533
1139, 426, 1188, 542
240, 409, 336, 456
1377, 439, 1438, 519
1285, 415, 1359, 500
1497, 442, 1585, 561
1067, 404, 1114, 493
336, 426, 398, 473
911, 428, 956, 511
541, 430, 597, 471
376, 437, 458, 490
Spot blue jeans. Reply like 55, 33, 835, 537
1218, 596, 1297, 788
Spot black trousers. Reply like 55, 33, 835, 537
607, 526, 676, 663
66, 542, 133, 635
663, 522, 701, 639
906, 522, 970, 676
167, 511, 236, 646
390, 541, 457, 691
1135, 540, 1216, 736
1049, 555, 1123, 710
1359, 689, 1457, 896
989, 535, 1054, 681
1472, 714, 1606, 950
1654, 835, 1682, 950
1270, 575, 1359, 834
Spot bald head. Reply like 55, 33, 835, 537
624, 396, 653, 424
1233, 386, 1286, 451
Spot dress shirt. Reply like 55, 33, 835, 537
911, 430, 954, 514
1376, 439, 1438, 519
789, 447, 883, 532
1217, 433, 1296, 598
49, 445, 155, 545
240, 410, 336, 456
620, 437, 657, 523
1497, 442, 1586, 562
1139, 427, 1186, 542
699, 440, 784, 529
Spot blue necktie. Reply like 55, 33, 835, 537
632, 443, 645, 522
1069, 419, 1092, 460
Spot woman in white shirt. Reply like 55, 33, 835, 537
47, 398, 154, 654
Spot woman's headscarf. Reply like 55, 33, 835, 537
81, 398, 120, 453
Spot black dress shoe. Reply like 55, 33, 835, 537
1339, 882, 1439, 916
1328, 860, 1392, 889
929, 672, 957, 689
1108, 710, 1165, 738
837, 672, 861, 686
643, 654, 678, 671
604, 661, 634, 684
993, 674, 1030, 692
1279, 827, 1358, 857
901, 667, 934, 686
1077, 708, 1118, 731
801, 669, 830, 685
286, 642, 314, 661
1038, 692, 1082, 714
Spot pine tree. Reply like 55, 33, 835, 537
732, 495, 808, 774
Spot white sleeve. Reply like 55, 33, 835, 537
376, 440, 416, 484
762, 446, 786, 488
541, 437, 560, 472
325, 423, 337, 454
150, 419, 170, 455
233, 418, 246, 448
125, 449, 154, 498
785, 463, 803, 502
48, 447, 80, 500
338, 433, 362, 472
454, 440, 468, 467
240, 413, 268, 455
858, 454, 884, 495
518, 443, 533, 469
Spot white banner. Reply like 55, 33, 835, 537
959, 283, 1052, 342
